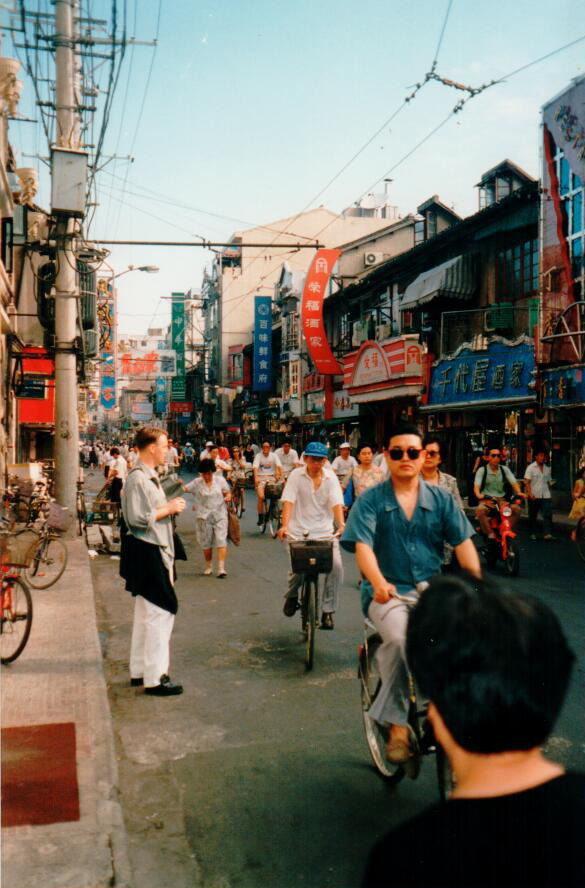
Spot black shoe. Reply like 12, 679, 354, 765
257, 516, 263, 526
144, 674, 183, 696
283, 597, 298, 617
321, 613, 334, 630
130, 677, 144, 687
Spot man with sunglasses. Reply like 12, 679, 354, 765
342, 422, 480, 764
474, 447, 524, 540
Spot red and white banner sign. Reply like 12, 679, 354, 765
301, 248, 342, 375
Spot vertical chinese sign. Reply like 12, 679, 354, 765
253, 296, 272, 391
171, 293, 186, 401
301, 248, 342, 374
97, 278, 116, 410
155, 377, 167, 415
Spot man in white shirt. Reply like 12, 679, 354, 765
274, 439, 301, 479
331, 442, 358, 491
253, 440, 283, 526
277, 441, 345, 629
524, 446, 555, 541
200, 441, 214, 462
107, 447, 128, 504
165, 437, 180, 471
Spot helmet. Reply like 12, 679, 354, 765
304, 441, 328, 459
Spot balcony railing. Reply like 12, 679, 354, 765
439, 298, 539, 357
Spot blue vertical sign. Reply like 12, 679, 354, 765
253, 296, 272, 391
155, 377, 167, 414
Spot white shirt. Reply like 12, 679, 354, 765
127, 450, 138, 469
331, 454, 358, 482
253, 451, 282, 476
524, 461, 552, 499
200, 448, 210, 461
281, 466, 344, 540
165, 446, 179, 466
274, 447, 300, 476
214, 457, 230, 476
109, 455, 128, 482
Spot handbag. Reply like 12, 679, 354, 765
343, 479, 354, 508
173, 530, 188, 561
227, 509, 241, 546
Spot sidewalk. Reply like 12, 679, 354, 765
1, 538, 132, 888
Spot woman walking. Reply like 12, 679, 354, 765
352, 442, 385, 498
229, 445, 248, 512
185, 458, 231, 578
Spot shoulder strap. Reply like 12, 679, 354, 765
478, 466, 487, 492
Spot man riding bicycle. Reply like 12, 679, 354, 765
253, 440, 283, 526
277, 441, 345, 630
341, 422, 481, 763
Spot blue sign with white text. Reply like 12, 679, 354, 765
155, 377, 167, 414
542, 365, 585, 407
428, 340, 536, 408
253, 296, 272, 392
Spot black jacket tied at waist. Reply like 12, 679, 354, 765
119, 517, 178, 614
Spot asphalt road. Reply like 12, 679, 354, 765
90, 471, 585, 888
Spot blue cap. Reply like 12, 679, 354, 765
305, 441, 328, 459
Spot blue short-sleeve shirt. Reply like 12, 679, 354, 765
341, 479, 475, 615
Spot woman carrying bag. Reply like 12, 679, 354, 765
184, 458, 231, 578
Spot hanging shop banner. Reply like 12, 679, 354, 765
301, 248, 342, 375
542, 364, 585, 407
427, 340, 536, 410
171, 294, 186, 400
155, 377, 167, 414
98, 278, 117, 410
253, 295, 272, 392
119, 349, 177, 379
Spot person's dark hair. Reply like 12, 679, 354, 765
110, 446, 119, 456
533, 443, 549, 457
357, 441, 374, 455
282, 438, 291, 446
261, 439, 271, 447
135, 427, 164, 451
406, 575, 575, 753
422, 435, 442, 454
199, 458, 216, 474
209, 444, 218, 452
387, 422, 422, 448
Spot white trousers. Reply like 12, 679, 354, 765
129, 595, 175, 688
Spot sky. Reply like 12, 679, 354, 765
7, 0, 585, 336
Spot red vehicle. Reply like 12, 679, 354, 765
477, 497, 522, 577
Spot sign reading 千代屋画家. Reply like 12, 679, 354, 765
171, 294, 186, 400
427, 340, 536, 409
253, 296, 272, 392
301, 249, 342, 375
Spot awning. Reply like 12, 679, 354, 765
401, 255, 475, 310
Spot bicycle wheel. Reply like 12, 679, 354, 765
269, 500, 281, 538
261, 499, 269, 534
436, 744, 456, 802
303, 577, 317, 671
504, 539, 520, 577
231, 487, 241, 519
25, 536, 68, 589
359, 634, 405, 783
1, 577, 33, 664
576, 518, 585, 563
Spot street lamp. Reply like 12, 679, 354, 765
109, 263, 160, 280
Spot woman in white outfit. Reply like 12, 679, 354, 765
185, 458, 231, 577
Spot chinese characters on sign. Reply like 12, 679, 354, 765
119, 350, 177, 378
253, 296, 272, 392
171, 294, 186, 400
98, 278, 116, 410
155, 377, 167, 414
542, 365, 585, 407
428, 342, 536, 408
301, 249, 342, 374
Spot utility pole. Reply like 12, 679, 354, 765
53, 0, 80, 521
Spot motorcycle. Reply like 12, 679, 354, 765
476, 497, 523, 577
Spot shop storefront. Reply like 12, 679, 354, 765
342, 335, 428, 447
16, 348, 55, 461
541, 365, 585, 499
421, 338, 537, 491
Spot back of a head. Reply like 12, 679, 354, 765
406, 575, 574, 754
135, 427, 163, 452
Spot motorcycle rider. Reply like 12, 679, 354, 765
474, 447, 525, 540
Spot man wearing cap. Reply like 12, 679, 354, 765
277, 441, 345, 630
200, 441, 214, 462
331, 443, 358, 492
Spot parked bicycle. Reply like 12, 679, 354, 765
15, 502, 71, 590
261, 480, 283, 538
0, 531, 36, 664
288, 535, 334, 670
358, 592, 454, 801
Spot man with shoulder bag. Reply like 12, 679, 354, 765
474, 447, 525, 540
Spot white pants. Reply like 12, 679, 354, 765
367, 595, 418, 727
129, 595, 175, 688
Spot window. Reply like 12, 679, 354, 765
553, 144, 585, 294
414, 219, 425, 245
427, 212, 437, 239
496, 239, 538, 299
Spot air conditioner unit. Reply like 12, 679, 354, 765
376, 323, 392, 342
364, 251, 383, 267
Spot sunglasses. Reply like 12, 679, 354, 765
388, 447, 423, 461
490, 453, 501, 458
425, 449, 441, 457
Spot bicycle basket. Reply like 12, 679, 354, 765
0, 531, 40, 568
289, 540, 333, 574
265, 481, 284, 499
47, 502, 73, 532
